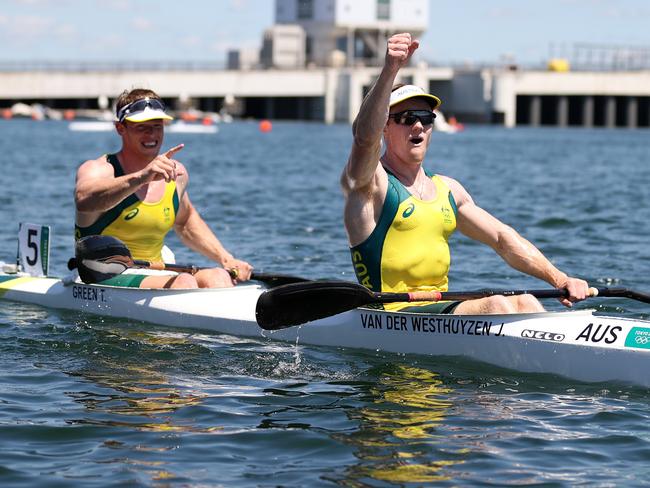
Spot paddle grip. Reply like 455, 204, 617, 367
147, 261, 166, 271
133, 259, 201, 275
407, 291, 443, 302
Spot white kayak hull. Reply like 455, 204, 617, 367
1, 273, 649, 387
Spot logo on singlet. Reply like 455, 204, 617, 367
441, 205, 453, 224
402, 203, 415, 218
125, 208, 139, 221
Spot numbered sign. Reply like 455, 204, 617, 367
17, 223, 51, 277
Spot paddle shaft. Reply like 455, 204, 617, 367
132, 259, 203, 276
80, 257, 306, 286
131, 259, 294, 284
72, 235, 310, 286
256, 284, 576, 331
373, 287, 576, 304
255, 280, 650, 330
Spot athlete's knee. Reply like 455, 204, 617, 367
169, 273, 198, 289
482, 295, 518, 314
455, 295, 516, 314
513, 294, 544, 312
196, 268, 234, 288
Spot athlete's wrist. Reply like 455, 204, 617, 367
219, 253, 235, 267
132, 169, 150, 187
550, 272, 569, 289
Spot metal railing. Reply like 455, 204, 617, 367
548, 43, 650, 71
0, 60, 226, 72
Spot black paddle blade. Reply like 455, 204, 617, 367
250, 272, 310, 287
597, 287, 650, 304
74, 235, 133, 284
255, 281, 375, 330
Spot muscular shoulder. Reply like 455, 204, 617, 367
438, 174, 474, 207
76, 155, 113, 181
341, 160, 387, 197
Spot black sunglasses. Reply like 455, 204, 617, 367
389, 110, 436, 126
116, 97, 167, 122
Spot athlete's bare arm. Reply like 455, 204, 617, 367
75, 145, 186, 226
173, 189, 253, 281
442, 175, 589, 306
341, 33, 419, 246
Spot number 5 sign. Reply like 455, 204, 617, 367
18, 223, 51, 277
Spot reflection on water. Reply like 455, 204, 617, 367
2, 122, 650, 486
340, 365, 462, 484
67, 328, 212, 432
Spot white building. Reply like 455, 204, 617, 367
260, 24, 307, 69
274, 0, 428, 67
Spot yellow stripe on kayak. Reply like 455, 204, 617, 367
0, 276, 39, 298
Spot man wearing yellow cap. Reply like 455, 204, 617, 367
341, 33, 589, 314
74, 88, 252, 289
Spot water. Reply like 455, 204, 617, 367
1, 119, 649, 486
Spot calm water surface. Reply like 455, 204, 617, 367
1, 119, 649, 486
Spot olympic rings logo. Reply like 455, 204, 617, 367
635, 336, 650, 345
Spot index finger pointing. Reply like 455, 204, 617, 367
164, 144, 185, 158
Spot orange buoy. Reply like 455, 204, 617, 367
1, 108, 12, 119
201, 116, 213, 125
63, 109, 75, 120
259, 119, 272, 133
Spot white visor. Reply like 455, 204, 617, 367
389, 85, 441, 110
123, 106, 173, 123
117, 97, 174, 123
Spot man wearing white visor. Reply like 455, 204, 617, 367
341, 33, 589, 314
74, 88, 252, 289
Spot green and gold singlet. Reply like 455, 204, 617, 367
350, 169, 457, 311
75, 154, 180, 262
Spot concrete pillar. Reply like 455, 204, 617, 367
626, 97, 638, 128
605, 96, 616, 128
490, 72, 517, 127
323, 68, 337, 124
583, 96, 594, 127
348, 71, 371, 123
557, 96, 568, 127
530, 96, 541, 126
412, 65, 429, 93
331, 70, 351, 123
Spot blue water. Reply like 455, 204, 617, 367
1, 119, 649, 486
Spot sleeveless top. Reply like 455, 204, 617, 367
350, 169, 457, 310
75, 154, 180, 261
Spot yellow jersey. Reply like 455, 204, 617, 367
75, 154, 179, 261
350, 170, 457, 311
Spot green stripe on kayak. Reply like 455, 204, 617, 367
0, 276, 38, 298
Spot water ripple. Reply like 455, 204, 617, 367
1, 121, 649, 486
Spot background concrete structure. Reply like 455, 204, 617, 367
274, 0, 428, 67
2, 0, 649, 128
490, 70, 650, 128
260, 25, 306, 69
2, 64, 650, 128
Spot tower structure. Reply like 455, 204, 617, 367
274, 0, 428, 67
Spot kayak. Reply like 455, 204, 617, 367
2, 270, 649, 387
